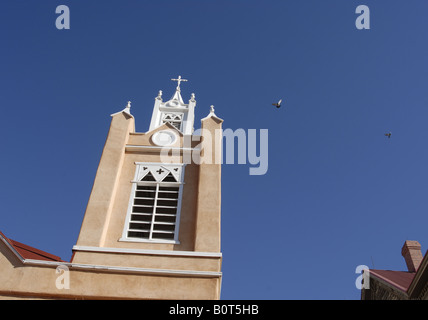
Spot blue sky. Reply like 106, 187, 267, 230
1, 1, 428, 300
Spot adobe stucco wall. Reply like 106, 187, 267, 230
0, 243, 221, 299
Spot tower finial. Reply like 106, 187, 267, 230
157, 90, 163, 100
171, 75, 188, 92
124, 101, 132, 115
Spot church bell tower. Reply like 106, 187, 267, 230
71, 76, 223, 299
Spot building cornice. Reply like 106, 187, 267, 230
24, 259, 222, 278
72, 245, 222, 258
0, 234, 222, 278
125, 145, 199, 154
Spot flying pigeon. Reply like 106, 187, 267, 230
272, 99, 282, 108
384, 132, 392, 139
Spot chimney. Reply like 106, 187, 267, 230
401, 240, 423, 273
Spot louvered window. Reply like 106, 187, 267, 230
161, 113, 183, 131
122, 164, 185, 243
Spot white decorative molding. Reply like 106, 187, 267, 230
0, 227, 222, 279
126, 145, 198, 155
24, 259, 222, 278
72, 245, 222, 258
156, 90, 163, 101
201, 104, 223, 122
110, 101, 133, 117
159, 113, 183, 130
133, 163, 184, 182
118, 237, 180, 245
151, 130, 178, 147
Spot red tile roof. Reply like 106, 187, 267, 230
0, 231, 64, 262
369, 269, 416, 292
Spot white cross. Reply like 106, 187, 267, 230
171, 75, 188, 91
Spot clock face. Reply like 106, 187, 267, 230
152, 130, 177, 147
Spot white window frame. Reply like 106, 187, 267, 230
120, 163, 186, 244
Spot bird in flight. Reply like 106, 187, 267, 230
272, 99, 282, 108
384, 132, 392, 139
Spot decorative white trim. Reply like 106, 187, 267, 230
201, 104, 223, 122
159, 105, 188, 112
0, 233, 24, 260
132, 164, 184, 183
23, 259, 222, 278
159, 112, 184, 131
110, 101, 133, 117
72, 245, 222, 258
134, 162, 184, 166
151, 130, 178, 147
125, 145, 198, 154
118, 237, 180, 245
173, 165, 185, 239
0, 231, 222, 279
131, 181, 185, 185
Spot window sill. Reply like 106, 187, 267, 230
119, 237, 180, 245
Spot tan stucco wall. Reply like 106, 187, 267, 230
0, 244, 220, 299
71, 251, 221, 272
100, 152, 199, 252
75, 112, 135, 248
194, 116, 223, 253
75, 115, 203, 253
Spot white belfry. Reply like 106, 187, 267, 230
148, 76, 196, 135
